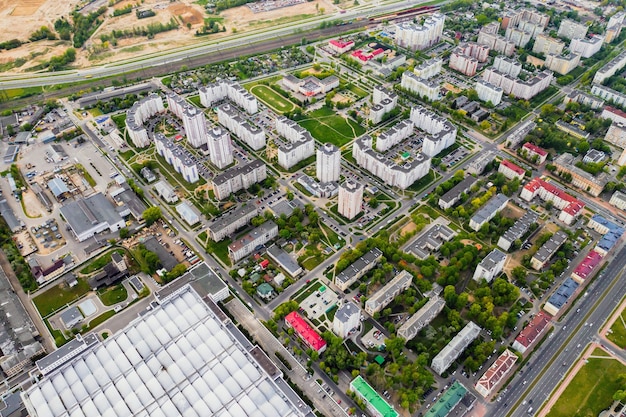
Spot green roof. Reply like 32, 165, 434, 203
256, 283, 274, 295
425, 381, 467, 417
350, 376, 398, 417
374, 355, 385, 365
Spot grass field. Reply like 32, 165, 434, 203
98, 284, 128, 306
546, 348, 626, 417
33, 278, 90, 317
297, 106, 365, 147
607, 306, 626, 349
250, 84, 297, 113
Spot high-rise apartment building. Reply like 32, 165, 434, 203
207, 126, 233, 169
316, 143, 341, 183
338, 180, 363, 220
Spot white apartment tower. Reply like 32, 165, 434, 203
395, 13, 445, 51
207, 126, 233, 169
316, 143, 341, 183
338, 180, 363, 220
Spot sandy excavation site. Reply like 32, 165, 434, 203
0, 0, 336, 73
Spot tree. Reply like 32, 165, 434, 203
119, 228, 130, 239
142, 207, 162, 226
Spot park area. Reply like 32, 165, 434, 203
606, 301, 626, 349
297, 106, 365, 147
249, 84, 297, 113
546, 347, 626, 417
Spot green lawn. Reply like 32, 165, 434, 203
346, 84, 368, 99
546, 348, 626, 417
298, 106, 365, 147
607, 307, 626, 349
294, 280, 322, 304
187, 95, 202, 108
250, 85, 297, 113
88, 310, 116, 329
201, 233, 232, 267
80, 249, 126, 274
321, 223, 342, 246
33, 278, 91, 317
98, 284, 128, 306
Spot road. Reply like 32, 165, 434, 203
489, 243, 626, 417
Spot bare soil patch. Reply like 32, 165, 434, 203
168, 3, 204, 26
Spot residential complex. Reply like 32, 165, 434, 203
413, 58, 443, 80
512, 311, 551, 353
332, 302, 361, 338
478, 22, 516, 56
364, 270, 412, 315
476, 80, 504, 106
316, 142, 341, 183
439, 177, 477, 210
335, 248, 383, 291
482, 68, 553, 100
544, 277, 579, 315
469, 193, 509, 231
520, 178, 585, 225
564, 90, 604, 110
530, 230, 568, 270
167, 93, 209, 148
350, 376, 398, 417
338, 180, 364, 220
571, 250, 603, 284
211, 159, 267, 200
431, 322, 482, 375
532, 33, 564, 56
217, 103, 266, 150
588, 215, 625, 257
498, 159, 525, 181
497, 211, 538, 252
473, 249, 507, 283
395, 13, 445, 51
228, 221, 278, 262
544, 53, 581, 75
206, 204, 258, 241
126, 93, 165, 148
569, 35, 603, 58
475, 350, 518, 398
400, 72, 441, 101
410, 105, 457, 157
397, 296, 446, 341
275, 116, 315, 169
606, 11, 625, 43
155, 133, 199, 183
593, 51, 626, 84
557, 19, 588, 40
591, 84, 626, 108
206, 126, 234, 169
449, 43, 489, 76
370, 86, 398, 125
521, 142, 548, 164
199, 79, 259, 114
553, 153, 608, 197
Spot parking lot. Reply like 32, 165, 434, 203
300, 285, 340, 321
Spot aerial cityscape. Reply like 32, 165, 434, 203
0, 0, 626, 416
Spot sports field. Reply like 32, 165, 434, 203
546, 348, 626, 417
249, 85, 297, 113
297, 106, 365, 147
607, 306, 626, 348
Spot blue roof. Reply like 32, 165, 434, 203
547, 277, 579, 309
592, 215, 625, 252
48, 177, 69, 197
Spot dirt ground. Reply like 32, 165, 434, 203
399, 221, 417, 236
0, 0, 336, 72
14, 231, 37, 257
21, 189, 44, 218
502, 202, 524, 219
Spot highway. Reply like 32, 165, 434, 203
488, 244, 626, 417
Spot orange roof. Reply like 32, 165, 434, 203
522, 142, 548, 156
500, 159, 525, 175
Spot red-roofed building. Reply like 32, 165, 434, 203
571, 250, 603, 284
512, 311, 551, 354
259, 259, 270, 269
351, 48, 385, 63
284, 311, 327, 353
498, 159, 526, 181
475, 349, 518, 398
328, 39, 355, 54
602, 106, 626, 125
520, 177, 584, 225
522, 142, 548, 164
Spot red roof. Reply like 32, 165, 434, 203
604, 106, 626, 119
372, 48, 385, 56
523, 177, 584, 217
500, 159, 525, 176
476, 349, 518, 395
285, 312, 327, 352
351, 48, 384, 62
572, 250, 602, 280
259, 259, 270, 268
522, 142, 548, 156
329, 39, 354, 49
515, 311, 551, 348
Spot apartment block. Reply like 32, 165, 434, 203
520, 177, 584, 225
605, 11, 625, 43
472, 249, 507, 283
476, 79, 503, 106
199, 79, 258, 114
395, 13, 445, 51
521, 142, 548, 164
211, 159, 267, 200
439, 177, 476, 210
557, 19, 588, 40
530, 230, 567, 270
166, 93, 208, 148
275, 116, 315, 170
478, 26, 516, 56
569, 35, 603, 58
605, 122, 626, 149
492, 56, 522, 78
217, 103, 266, 150
498, 159, 525, 181
125, 94, 164, 148
482, 68, 553, 100
413, 58, 443, 79
400, 72, 441, 101
591, 84, 626, 108
338, 180, 364, 220
228, 221, 278, 262
409, 105, 457, 157
469, 194, 509, 231
505, 27, 532, 48
532, 33, 564, 56
593, 51, 626, 84
316, 142, 341, 183
609, 190, 626, 210
365, 270, 412, 315
206, 204, 258, 242
545, 53, 580, 75
497, 211, 538, 252
563, 90, 604, 110
335, 248, 384, 291
553, 153, 608, 197
206, 126, 233, 169
154, 133, 199, 183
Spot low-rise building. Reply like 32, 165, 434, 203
588, 215, 625, 257
544, 277, 579, 316
285, 311, 326, 353
531, 230, 568, 270
571, 250, 603, 284
498, 159, 525, 181
406, 223, 456, 259
153, 180, 178, 203
175, 201, 201, 226
267, 245, 302, 277
469, 194, 509, 231
335, 248, 383, 291
350, 376, 398, 417
610, 190, 626, 210
328, 39, 355, 54
520, 178, 584, 225
512, 311, 551, 353
605, 122, 626, 149
365, 270, 412, 315
282, 74, 339, 97
206, 204, 257, 242
431, 322, 482, 375
466, 150, 495, 175
555, 120, 590, 140
59, 193, 125, 242
475, 350, 518, 398
228, 221, 278, 262
332, 302, 361, 338
439, 177, 477, 210
602, 106, 626, 125
397, 296, 445, 341
473, 249, 507, 283
498, 211, 538, 251
582, 149, 606, 164
521, 142, 548, 164
553, 153, 607, 197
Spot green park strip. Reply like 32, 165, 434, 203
249, 84, 297, 113
546, 348, 626, 417
607, 302, 626, 349
297, 106, 365, 147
